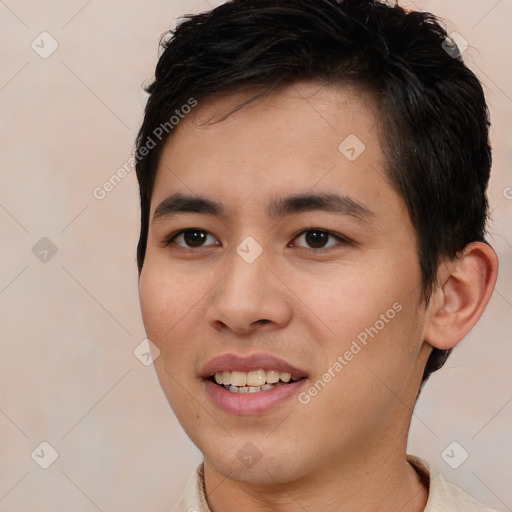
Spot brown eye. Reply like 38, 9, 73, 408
183, 230, 208, 247
293, 229, 345, 250
304, 230, 329, 249
168, 229, 219, 248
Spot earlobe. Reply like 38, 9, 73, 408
424, 242, 499, 350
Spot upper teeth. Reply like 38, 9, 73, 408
214, 369, 293, 387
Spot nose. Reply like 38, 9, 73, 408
205, 245, 293, 335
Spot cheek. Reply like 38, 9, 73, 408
138, 262, 205, 408
285, 262, 397, 342
139, 260, 200, 343
138, 264, 166, 342
289, 259, 424, 378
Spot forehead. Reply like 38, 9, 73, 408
189, 80, 379, 125
151, 81, 394, 219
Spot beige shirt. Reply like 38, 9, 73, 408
171, 455, 497, 512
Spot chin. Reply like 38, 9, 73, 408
199, 435, 310, 486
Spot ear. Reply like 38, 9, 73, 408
424, 241, 499, 350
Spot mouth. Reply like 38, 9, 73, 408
201, 353, 308, 414
209, 369, 303, 394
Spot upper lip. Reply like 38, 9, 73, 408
200, 353, 308, 380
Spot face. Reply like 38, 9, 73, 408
138, 81, 432, 485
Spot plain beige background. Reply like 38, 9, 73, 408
0, 0, 511, 511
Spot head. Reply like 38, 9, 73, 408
135, 0, 497, 485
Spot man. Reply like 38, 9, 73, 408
135, 1, 499, 510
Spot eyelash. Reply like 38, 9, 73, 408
163, 228, 351, 253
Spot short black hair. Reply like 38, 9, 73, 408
134, 0, 492, 385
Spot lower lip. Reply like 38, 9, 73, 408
203, 379, 306, 415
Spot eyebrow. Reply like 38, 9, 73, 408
268, 192, 374, 223
152, 192, 375, 224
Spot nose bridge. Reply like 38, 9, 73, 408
224, 230, 269, 283
222, 240, 272, 310
206, 237, 291, 332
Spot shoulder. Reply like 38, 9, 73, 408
407, 454, 498, 512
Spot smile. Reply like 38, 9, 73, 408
201, 353, 308, 414
211, 369, 299, 393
